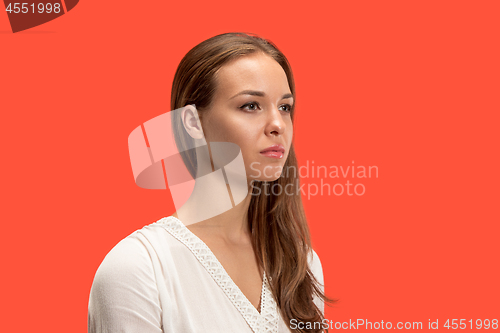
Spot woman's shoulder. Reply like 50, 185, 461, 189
88, 218, 177, 310
91, 217, 179, 281
308, 248, 324, 285
88, 220, 167, 331
307, 248, 326, 315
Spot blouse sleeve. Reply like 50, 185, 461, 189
309, 249, 325, 315
88, 234, 163, 333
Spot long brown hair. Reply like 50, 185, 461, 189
170, 32, 335, 332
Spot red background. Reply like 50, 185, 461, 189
1, 1, 499, 331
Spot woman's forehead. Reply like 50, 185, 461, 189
215, 53, 291, 99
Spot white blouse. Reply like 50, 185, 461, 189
88, 216, 325, 332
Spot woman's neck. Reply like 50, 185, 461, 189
172, 177, 254, 244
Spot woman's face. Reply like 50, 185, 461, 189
200, 52, 294, 182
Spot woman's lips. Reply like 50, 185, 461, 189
260, 151, 284, 159
260, 145, 285, 159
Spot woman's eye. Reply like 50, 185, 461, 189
279, 104, 292, 113
240, 102, 260, 111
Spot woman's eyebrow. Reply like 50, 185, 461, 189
229, 90, 265, 100
229, 90, 294, 100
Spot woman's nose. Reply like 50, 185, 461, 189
265, 106, 286, 136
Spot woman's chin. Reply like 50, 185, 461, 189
247, 165, 284, 182
248, 173, 283, 183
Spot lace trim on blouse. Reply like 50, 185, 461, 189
155, 216, 279, 333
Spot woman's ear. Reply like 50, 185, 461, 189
181, 105, 204, 140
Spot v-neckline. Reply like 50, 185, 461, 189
155, 216, 278, 332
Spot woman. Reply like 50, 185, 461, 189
88, 32, 334, 333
